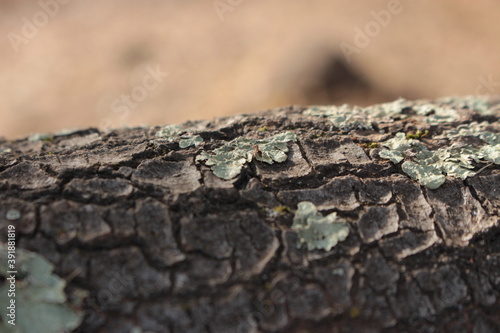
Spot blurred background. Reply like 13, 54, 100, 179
0, 0, 499, 139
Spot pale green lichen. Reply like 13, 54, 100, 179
179, 135, 204, 148
305, 97, 495, 129
400, 160, 446, 190
367, 98, 409, 120
5, 209, 21, 221
379, 122, 500, 189
196, 131, 297, 180
438, 95, 492, 115
304, 98, 408, 131
156, 124, 183, 139
28, 133, 54, 142
414, 96, 496, 124
379, 132, 429, 163
0, 148, 12, 154
304, 104, 373, 131
413, 104, 460, 124
0, 245, 85, 333
155, 124, 203, 148
480, 145, 500, 164
437, 122, 500, 164
292, 201, 350, 251
438, 122, 499, 145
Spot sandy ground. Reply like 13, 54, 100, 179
1, 0, 499, 139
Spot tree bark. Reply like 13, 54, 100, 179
0, 98, 499, 333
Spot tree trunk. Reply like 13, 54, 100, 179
0, 97, 499, 333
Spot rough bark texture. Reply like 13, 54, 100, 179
0, 98, 499, 333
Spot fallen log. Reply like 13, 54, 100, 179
0, 97, 499, 332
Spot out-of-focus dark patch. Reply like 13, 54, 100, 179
302, 56, 395, 106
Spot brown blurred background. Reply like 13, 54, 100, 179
1, 0, 499, 139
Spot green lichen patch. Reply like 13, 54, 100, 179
292, 201, 350, 251
304, 97, 495, 131
5, 209, 21, 221
359, 142, 380, 149
28, 133, 54, 142
406, 130, 428, 140
272, 205, 291, 214
303, 98, 408, 131
379, 133, 428, 163
257, 125, 269, 132
155, 124, 203, 148
413, 104, 460, 124
179, 135, 204, 148
400, 160, 446, 190
413, 96, 496, 124
438, 122, 500, 164
196, 131, 297, 180
438, 95, 492, 115
263, 206, 291, 218
379, 124, 500, 189
367, 98, 410, 120
0, 245, 85, 333
438, 122, 499, 145
155, 124, 182, 139
480, 145, 500, 164
304, 104, 372, 131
